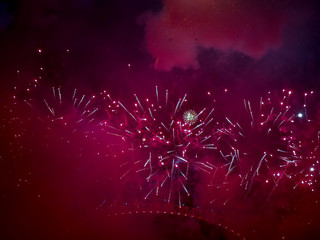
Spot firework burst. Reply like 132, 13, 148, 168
16, 78, 320, 208
226, 91, 301, 188
102, 87, 221, 206
183, 109, 198, 125
20, 85, 103, 134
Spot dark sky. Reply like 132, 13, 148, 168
1, 1, 320, 239
0, 0, 320, 95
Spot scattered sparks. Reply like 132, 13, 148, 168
15, 80, 320, 206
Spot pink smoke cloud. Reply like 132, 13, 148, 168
144, 0, 287, 71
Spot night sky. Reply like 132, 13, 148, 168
1, 1, 320, 239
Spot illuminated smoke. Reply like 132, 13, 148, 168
144, 0, 287, 70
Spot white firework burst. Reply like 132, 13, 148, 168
183, 110, 198, 125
